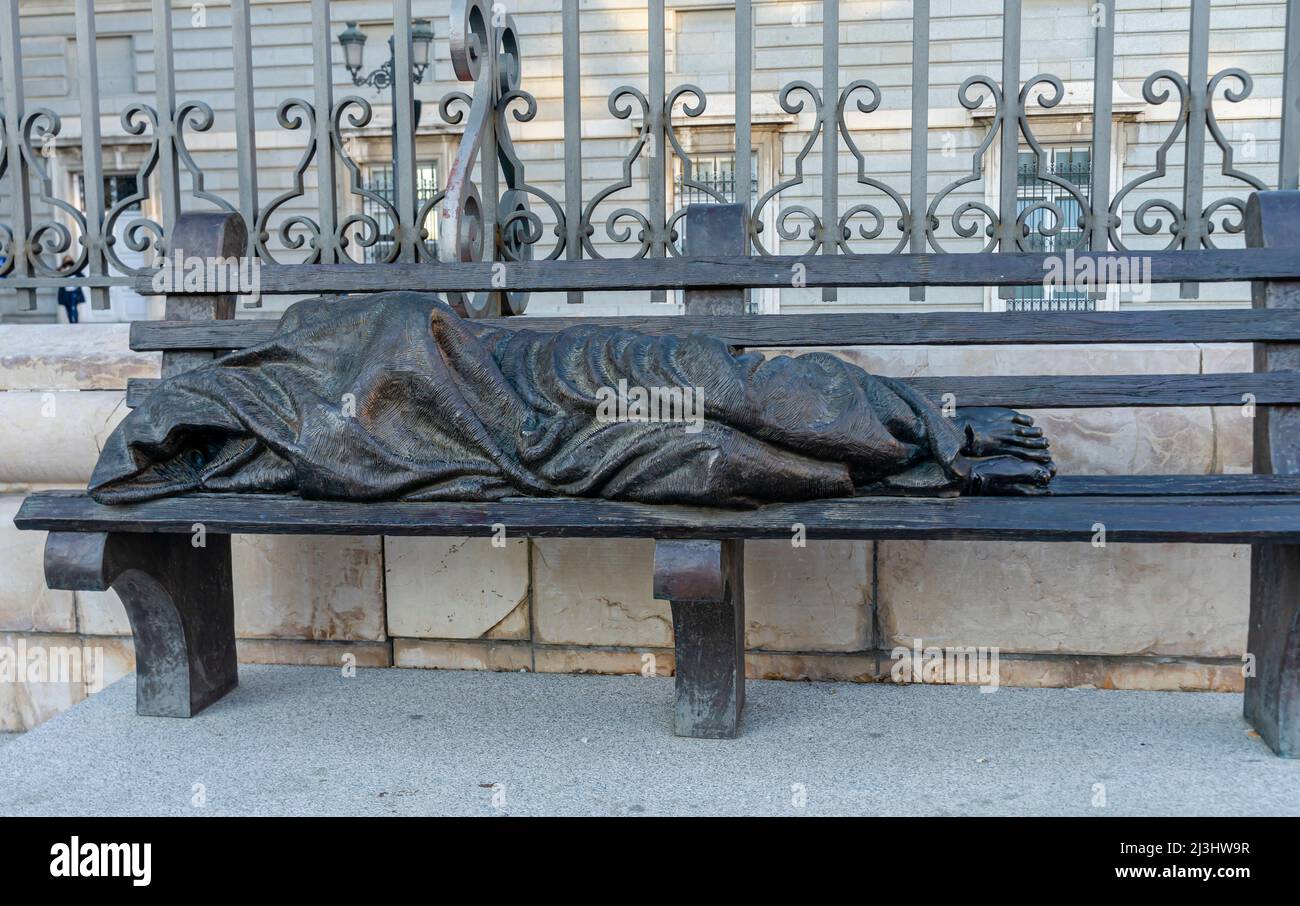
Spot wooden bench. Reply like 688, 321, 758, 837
15, 194, 1300, 754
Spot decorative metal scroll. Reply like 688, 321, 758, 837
1202, 68, 1268, 244
102, 104, 164, 274
0, 98, 219, 281
175, 100, 236, 217
439, 0, 566, 316
836, 79, 911, 255
333, 95, 400, 264
0, 2, 1284, 306
925, 75, 1095, 254
1109, 67, 1265, 251
750, 81, 825, 257
21, 108, 87, 276
663, 84, 719, 255
581, 85, 657, 259
255, 99, 322, 264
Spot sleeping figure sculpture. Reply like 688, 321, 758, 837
88, 293, 1054, 505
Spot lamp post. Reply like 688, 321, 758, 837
338, 18, 434, 246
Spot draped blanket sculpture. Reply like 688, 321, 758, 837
89, 293, 1055, 505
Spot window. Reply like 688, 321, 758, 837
1009, 146, 1093, 312
361, 161, 439, 262
76, 173, 140, 212
675, 152, 759, 208
74, 172, 150, 320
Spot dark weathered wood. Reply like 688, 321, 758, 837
654, 539, 745, 738
122, 371, 1300, 411
903, 373, 1300, 408
1247, 545, 1300, 757
1245, 190, 1300, 757
129, 308, 1300, 354
665, 205, 748, 737
131, 246, 1300, 295
50, 212, 246, 721
160, 211, 247, 378
43, 531, 237, 718
17, 489, 1300, 543
683, 203, 749, 316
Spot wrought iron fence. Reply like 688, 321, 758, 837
0, 0, 1297, 316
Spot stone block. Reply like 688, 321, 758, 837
744, 540, 872, 651
393, 638, 532, 672
0, 324, 158, 391
232, 535, 386, 641
532, 539, 671, 647
876, 541, 1249, 657
0, 391, 128, 485
0, 495, 75, 633
385, 536, 530, 639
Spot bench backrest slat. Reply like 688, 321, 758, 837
129, 309, 1300, 353
133, 247, 1300, 295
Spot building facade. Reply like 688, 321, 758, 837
0, 0, 1292, 322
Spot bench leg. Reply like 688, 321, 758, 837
1246, 543, 1300, 757
44, 532, 238, 717
653, 539, 745, 738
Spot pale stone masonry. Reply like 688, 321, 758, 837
0, 325, 1255, 729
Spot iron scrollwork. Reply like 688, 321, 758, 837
581, 85, 655, 259
1015, 75, 1091, 251
255, 98, 323, 264
1201, 68, 1267, 245
1110, 66, 1266, 252
750, 81, 826, 257
333, 95, 400, 264
836, 79, 911, 255
441, 0, 564, 317
1108, 70, 1189, 251
20, 108, 88, 276
926, 76, 1004, 254
926, 73, 1095, 254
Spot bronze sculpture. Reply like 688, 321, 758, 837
89, 292, 1054, 505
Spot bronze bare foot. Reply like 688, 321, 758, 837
957, 454, 1055, 495
957, 407, 1052, 463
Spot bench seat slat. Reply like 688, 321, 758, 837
16, 482, 1300, 543
121, 372, 1300, 410
129, 309, 1300, 353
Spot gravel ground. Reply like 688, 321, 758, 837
1, 665, 1296, 816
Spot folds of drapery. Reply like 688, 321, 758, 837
89, 293, 966, 507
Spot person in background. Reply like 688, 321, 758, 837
57, 257, 85, 324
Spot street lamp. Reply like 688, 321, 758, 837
338, 20, 436, 255
339, 20, 434, 91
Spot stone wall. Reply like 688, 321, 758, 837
0, 325, 1252, 730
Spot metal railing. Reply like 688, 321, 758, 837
0, 0, 1297, 316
